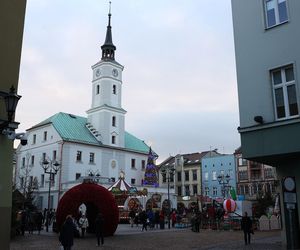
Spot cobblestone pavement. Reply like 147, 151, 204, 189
10, 225, 282, 250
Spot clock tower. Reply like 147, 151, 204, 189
87, 6, 126, 147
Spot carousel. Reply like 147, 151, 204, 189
107, 171, 173, 222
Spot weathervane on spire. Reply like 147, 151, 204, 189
101, 0, 116, 60
108, 1, 112, 26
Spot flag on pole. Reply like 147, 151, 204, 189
230, 187, 237, 200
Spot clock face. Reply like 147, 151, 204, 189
95, 69, 101, 77
284, 177, 295, 192
112, 69, 118, 77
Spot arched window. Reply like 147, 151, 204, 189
112, 116, 116, 127
113, 85, 116, 94
96, 85, 100, 94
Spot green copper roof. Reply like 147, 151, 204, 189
30, 112, 149, 153
125, 132, 149, 154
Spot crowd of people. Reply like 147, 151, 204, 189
14, 204, 254, 249
59, 213, 104, 250
15, 208, 56, 235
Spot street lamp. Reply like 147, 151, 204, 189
217, 173, 230, 198
41, 158, 60, 232
0, 86, 21, 134
161, 165, 175, 229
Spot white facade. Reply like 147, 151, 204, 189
15, 12, 150, 210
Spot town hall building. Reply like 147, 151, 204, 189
15, 10, 152, 210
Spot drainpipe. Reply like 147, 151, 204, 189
57, 141, 64, 204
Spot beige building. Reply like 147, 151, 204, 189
158, 151, 219, 209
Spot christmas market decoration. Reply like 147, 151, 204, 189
143, 147, 158, 186
108, 171, 135, 206
56, 181, 119, 236
223, 198, 237, 213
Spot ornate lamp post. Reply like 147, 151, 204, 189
217, 174, 230, 198
41, 158, 60, 232
161, 165, 175, 229
0, 86, 21, 133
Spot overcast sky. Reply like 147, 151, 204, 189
16, 0, 240, 163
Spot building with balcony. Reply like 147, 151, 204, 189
235, 147, 278, 201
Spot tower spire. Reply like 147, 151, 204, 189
101, 1, 116, 60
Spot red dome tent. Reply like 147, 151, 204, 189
56, 182, 119, 236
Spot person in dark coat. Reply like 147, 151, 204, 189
241, 212, 253, 245
59, 215, 75, 250
95, 213, 104, 246
36, 211, 44, 234
140, 210, 148, 231
20, 210, 27, 236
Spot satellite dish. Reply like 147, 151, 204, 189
182, 196, 191, 201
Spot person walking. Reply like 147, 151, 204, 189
20, 210, 27, 236
154, 210, 160, 229
129, 210, 135, 228
241, 212, 253, 245
159, 210, 165, 229
36, 211, 44, 235
78, 214, 89, 238
59, 215, 76, 250
140, 210, 148, 231
95, 213, 104, 247
171, 210, 177, 228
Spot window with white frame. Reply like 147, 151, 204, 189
265, 0, 288, 28
185, 171, 189, 181
89, 152, 95, 163
131, 159, 136, 169
76, 151, 82, 162
33, 134, 36, 144
112, 135, 116, 144
213, 187, 218, 196
40, 174, 44, 187
177, 171, 182, 182
205, 187, 210, 196
193, 184, 198, 195
141, 160, 145, 170
271, 65, 299, 119
192, 170, 197, 181
43, 131, 47, 141
212, 171, 217, 181
31, 155, 35, 166
204, 172, 208, 181
185, 185, 190, 196
178, 186, 182, 196
53, 150, 57, 161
